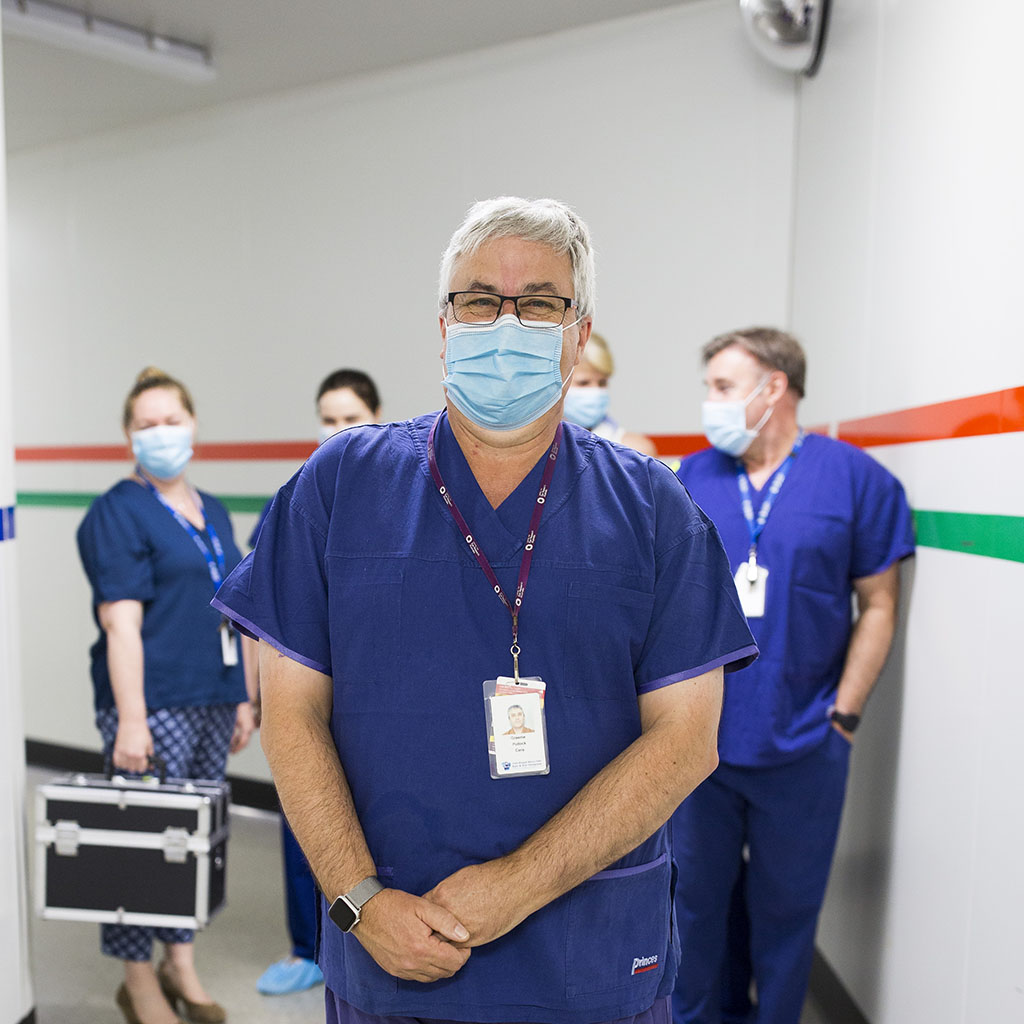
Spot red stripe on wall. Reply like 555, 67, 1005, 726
15, 440, 316, 462
837, 386, 1024, 447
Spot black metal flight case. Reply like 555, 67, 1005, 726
35, 766, 230, 929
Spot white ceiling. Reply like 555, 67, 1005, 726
1, 0, 698, 152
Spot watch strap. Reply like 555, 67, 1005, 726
345, 875, 385, 910
828, 705, 861, 733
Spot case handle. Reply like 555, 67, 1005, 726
105, 754, 168, 785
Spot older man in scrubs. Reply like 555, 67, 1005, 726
214, 197, 757, 1024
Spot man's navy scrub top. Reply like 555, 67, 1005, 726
78, 479, 247, 711
214, 412, 757, 1024
677, 432, 915, 768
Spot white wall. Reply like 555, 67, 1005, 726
792, 2, 1024, 1021
0, 35, 36, 1024
9, 0, 795, 781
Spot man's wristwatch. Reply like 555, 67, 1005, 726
328, 876, 385, 933
827, 705, 861, 733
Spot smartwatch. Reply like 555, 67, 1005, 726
828, 705, 861, 733
328, 876, 385, 933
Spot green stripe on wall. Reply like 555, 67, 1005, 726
17, 491, 96, 508
16, 492, 272, 514
913, 510, 1024, 564
15, 494, 1024, 564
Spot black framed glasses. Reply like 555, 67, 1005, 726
447, 291, 577, 328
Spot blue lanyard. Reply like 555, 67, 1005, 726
735, 431, 804, 575
137, 469, 226, 587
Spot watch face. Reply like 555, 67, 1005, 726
328, 895, 358, 933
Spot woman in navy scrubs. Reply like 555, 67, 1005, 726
77, 367, 256, 1024
256, 367, 383, 997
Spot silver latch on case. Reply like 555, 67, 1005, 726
162, 827, 190, 864
54, 820, 80, 856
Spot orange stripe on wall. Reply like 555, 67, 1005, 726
649, 434, 707, 457
15, 441, 316, 462
14, 386, 1024, 463
838, 386, 1024, 447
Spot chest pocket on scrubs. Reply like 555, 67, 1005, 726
327, 561, 404, 711
566, 853, 673, 999
562, 581, 653, 700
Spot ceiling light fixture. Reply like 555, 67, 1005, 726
738, 0, 830, 76
1, 0, 215, 82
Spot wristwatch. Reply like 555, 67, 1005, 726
328, 876, 385, 933
827, 705, 861, 733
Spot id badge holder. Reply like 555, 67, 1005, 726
220, 620, 239, 666
483, 677, 550, 779
734, 561, 768, 619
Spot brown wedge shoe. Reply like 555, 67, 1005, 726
156, 968, 226, 1024
115, 984, 186, 1024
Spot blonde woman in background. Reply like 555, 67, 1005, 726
562, 331, 657, 455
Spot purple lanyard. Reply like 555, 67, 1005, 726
137, 469, 226, 587
427, 413, 561, 681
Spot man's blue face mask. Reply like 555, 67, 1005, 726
443, 313, 578, 431
701, 375, 773, 457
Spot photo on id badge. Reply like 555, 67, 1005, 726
485, 685, 549, 778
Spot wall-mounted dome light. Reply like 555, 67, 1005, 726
739, 0, 831, 76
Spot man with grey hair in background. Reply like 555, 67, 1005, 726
671, 327, 915, 1024
214, 197, 756, 1024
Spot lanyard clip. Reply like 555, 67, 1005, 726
746, 548, 759, 584
510, 642, 521, 684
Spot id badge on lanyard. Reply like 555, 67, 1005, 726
220, 621, 239, 666
428, 414, 558, 780
483, 677, 550, 778
138, 469, 237, 667
733, 433, 803, 619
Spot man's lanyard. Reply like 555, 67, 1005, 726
137, 469, 226, 587
735, 431, 805, 582
427, 412, 561, 682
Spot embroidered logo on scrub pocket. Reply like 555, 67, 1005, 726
631, 954, 659, 976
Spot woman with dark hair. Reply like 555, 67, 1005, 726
254, 367, 381, 997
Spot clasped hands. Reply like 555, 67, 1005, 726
353, 859, 528, 983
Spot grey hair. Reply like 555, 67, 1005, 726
702, 327, 807, 398
438, 196, 596, 319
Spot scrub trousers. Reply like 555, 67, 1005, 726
670, 727, 851, 1024
95, 704, 237, 961
281, 814, 317, 960
325, 991, 673, 1024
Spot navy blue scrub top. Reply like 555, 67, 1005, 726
677, 433, 915, 768
78, 479, 247, 712
214, 413, 757, 1023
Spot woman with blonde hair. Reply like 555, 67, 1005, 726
562, 331, 657, 455
77, 367, 256, 1024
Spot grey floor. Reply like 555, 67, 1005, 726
25, 765, 835, 1024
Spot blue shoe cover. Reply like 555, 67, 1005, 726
257, 957, 324, 995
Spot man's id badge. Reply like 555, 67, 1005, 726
483, 677, 550, 779
734, 561, 768, 619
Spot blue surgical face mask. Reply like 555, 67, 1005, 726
131, 424, 194, 479
563, 386, 610, 429
443, 313, 576, 431
701, 376, 772, 457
